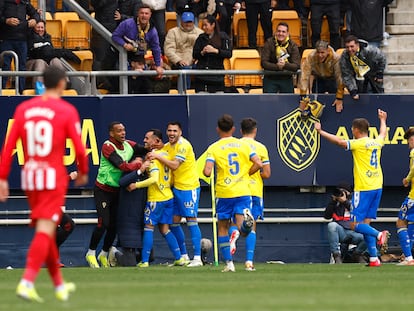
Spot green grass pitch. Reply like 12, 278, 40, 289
1, 263, 413, 311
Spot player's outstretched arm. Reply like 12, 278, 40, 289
315, 122, 347, 149
378, 109, 388, 140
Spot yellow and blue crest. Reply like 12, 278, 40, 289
277, 109, 320, 171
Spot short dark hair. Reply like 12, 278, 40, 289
240, 117, 257, 134
217, 114, 234, 132
109, 121, 122, 132
344, 35, 359, 45
43, 66, 66, 89
277, 22, 289, 31
404, 128, 414, 140
352, 118, 370, 134
167, 121, 182, 130
137, 4, 152, 12
149, 128, 163, 141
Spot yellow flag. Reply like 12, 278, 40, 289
196, 150, 211, 184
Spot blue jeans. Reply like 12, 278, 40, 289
327, 222, 366, 254
0, 40, 27, 92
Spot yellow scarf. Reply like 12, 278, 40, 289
349, 51, 370, 79
137, 23, 150, 40
275, 36, 290, 61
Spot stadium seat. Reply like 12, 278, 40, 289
46, 20, 63, 48
301, 48, 315, 66
165, 11, 177, 34
97, 88, 109, 94
248, 88, 263, 94
22, 89, 79, 96
54, 11, 80, 35
336, 48, 345, 56
45, 12, 53, 20
64, 20, 91, 50
22, 89, 36, 96
55, 0, 63, 10
223, 57, 232, 87
71, 50, 93, 71
169, 89, 179, 94
62, 89, 78, 96
271, 10, 302, 47
1, 89, 17, 96
299, 49, 315, 91
230, 49, 262, 88
186, 89, 196, 94
233, 11, 264, 48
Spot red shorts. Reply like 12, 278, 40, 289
25, 187, 66, 226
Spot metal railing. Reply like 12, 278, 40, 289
1, 67, 413, 95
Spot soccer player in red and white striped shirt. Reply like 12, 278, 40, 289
0, 66, 89, 302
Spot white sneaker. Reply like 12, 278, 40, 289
229, 230, 240, 255
222, 261, 235, 272
108, 246, 118, 267
243, 208, 254, 229
187, 259, 203, 267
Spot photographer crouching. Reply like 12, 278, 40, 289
324, 183, 367, 264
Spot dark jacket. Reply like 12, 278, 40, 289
118, 0, 140, 21
324, 198, 352, 230
0, 0, 40, 41
340, 43, 386, 95
349, 0, 393, 43
92, 0, 138, 32
261, 36, 300, 79
27, 30, 81, 64
176, 0, 212, 16
118, 170, 147, 249
28, 31, 54, 60
193, 32, 232, 69
310, 0, 340, 4
193, 31, 232, 83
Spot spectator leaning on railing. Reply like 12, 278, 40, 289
298, 40, 345, 112
112, 4, 164, 78
340, 35, 386, 100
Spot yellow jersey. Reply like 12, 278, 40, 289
141, 149, 173, 202
347, 136, 384, 191
408, 148, 414, 199
163, 137, 200, 190
206, 136, 256, 198
241, 137, 270, 198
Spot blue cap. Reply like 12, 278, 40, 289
181, 12, 195, 23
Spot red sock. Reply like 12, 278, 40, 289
46, 239, 63, 287
22, 232, 51, 282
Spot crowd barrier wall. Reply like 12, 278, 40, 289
0, 94, 412, 188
